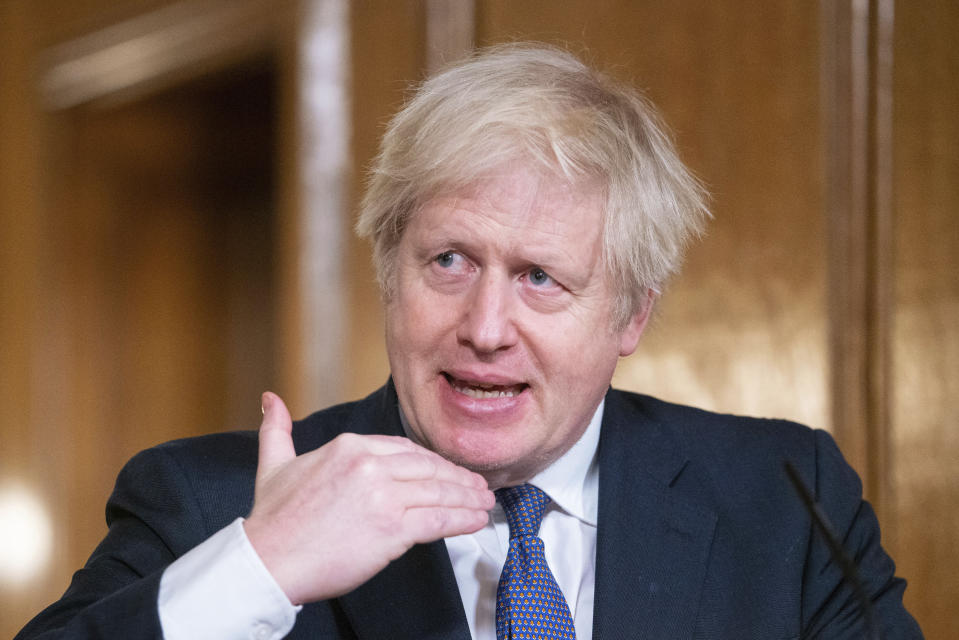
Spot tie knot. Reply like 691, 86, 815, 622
495, 483, 551, 538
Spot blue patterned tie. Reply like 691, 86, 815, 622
495, 484, 577, 640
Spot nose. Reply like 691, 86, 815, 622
456, 271, 519, 354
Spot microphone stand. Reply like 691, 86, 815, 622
784, 461, 881, 640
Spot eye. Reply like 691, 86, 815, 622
528, 267, 555, 287
435, 250, 457, 268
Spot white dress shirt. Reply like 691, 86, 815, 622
158, 517, 300, 640
158, 401, 603, 639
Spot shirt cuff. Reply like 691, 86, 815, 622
158, 517, 301, 640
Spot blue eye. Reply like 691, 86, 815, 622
436, 251, 456, 268
529, 268, 553, 287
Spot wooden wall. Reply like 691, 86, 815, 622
890, 0, 959, 629
43, 61, 279, 570
1, 1, 305, 635
1, 1, 955, 637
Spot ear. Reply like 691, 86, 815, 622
618, 289, 656, 357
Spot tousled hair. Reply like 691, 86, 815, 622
356, 43, 710, 326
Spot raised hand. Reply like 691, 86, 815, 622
243, 392, 494, 605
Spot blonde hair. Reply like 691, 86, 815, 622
356, 43, 709, 326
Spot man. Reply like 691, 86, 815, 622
18, 44, 921, 639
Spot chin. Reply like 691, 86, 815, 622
436, 431, 545, 485
438, 434, 514, 470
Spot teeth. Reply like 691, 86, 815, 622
450, 380, 520, 399
459, 387, 516, 399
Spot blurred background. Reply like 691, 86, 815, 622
1, 0, 956, 636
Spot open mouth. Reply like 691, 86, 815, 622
443, 373, 528, 399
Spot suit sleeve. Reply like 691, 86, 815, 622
800, 430, 923, 639
14, 445, 218, 640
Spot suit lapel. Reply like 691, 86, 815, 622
592, 391, 717, 640
333, 381, 472, 640
338, 540, 472, 640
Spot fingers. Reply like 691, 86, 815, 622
330, 433, 489, 489
257, 391, 295, 482
394, 478, 495, 510
379, 450, 488, 489
403, 506, 490, 542
356, 434, 426, 455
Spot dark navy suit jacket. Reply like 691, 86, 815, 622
17, 382, 922, 639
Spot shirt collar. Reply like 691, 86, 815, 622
398, 399, 603, 529
527, 399, 602, 527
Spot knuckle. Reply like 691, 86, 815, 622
351, 454, 380, 480
430, 508, 450, 531
333, 432, 360, 449
421, 455, 439, 478
326, 433, 348, 456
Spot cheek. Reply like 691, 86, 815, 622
539, 329, 620, 390
388, 287, 456, 354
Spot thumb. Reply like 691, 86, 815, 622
257, 391, 296, 482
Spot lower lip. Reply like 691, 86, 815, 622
438, 375, 528, 420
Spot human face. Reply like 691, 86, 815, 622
385, 164, 650, 488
